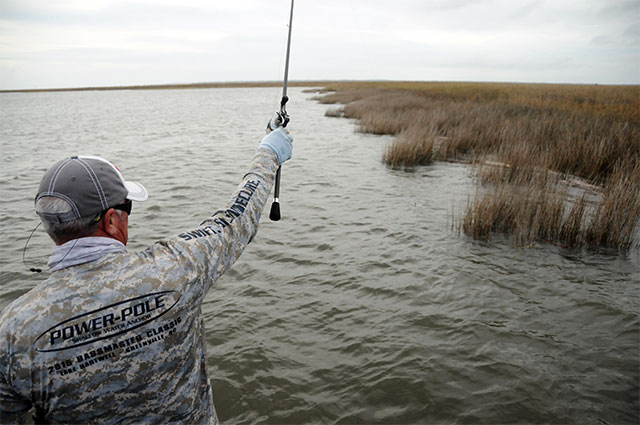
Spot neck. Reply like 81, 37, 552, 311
90, 230, 127, 246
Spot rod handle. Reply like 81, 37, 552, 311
269, 166, 282, 221
269, 199, 281, 221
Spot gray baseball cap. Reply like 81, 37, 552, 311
35, 155, 148, 223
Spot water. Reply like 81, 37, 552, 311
1, 88, 638, 424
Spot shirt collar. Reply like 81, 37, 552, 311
48, 237, 126, 271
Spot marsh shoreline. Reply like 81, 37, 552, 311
312, 81, 640, 251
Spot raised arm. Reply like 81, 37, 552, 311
166, 128, 293, 292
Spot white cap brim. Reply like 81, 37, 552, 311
125, 180, 148, 202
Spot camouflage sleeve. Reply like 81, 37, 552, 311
168, 146, 280, 293
0, 328, 31, 424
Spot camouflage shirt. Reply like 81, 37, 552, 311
0, 148, 279, 424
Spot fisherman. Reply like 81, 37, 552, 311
0, 125, 293, 424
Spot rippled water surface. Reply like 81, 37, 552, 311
1, 88, 639, 424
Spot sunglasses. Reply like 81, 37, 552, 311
92, 200, 132, 224
112, 199, 132, 215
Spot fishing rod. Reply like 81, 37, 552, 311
269, 0, 294, 222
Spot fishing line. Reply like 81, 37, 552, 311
23, 222, 80, 273
23, 222, 43, 273
48, 239, 80, 271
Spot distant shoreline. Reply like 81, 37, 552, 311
4, 80, 637, 94
0, 80, 337, 94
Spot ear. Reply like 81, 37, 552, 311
98, 208, 128, 245
101, 208, 120, 236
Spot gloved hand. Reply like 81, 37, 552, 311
259, 127, 293, 165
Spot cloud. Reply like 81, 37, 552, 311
0, 0, 638, 89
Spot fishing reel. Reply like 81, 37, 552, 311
267, 96, 290, 131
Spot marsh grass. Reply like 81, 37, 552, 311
584, 162, 640, 250
463, 162, 639, 250
462, 177, 591, 248
383, 126, 434, 167
317, 81, 640, 250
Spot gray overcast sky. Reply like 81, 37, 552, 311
0, 0, 638, 89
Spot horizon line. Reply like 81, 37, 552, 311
2, 79, 638, 93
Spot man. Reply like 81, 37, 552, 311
0, 126, 293, 424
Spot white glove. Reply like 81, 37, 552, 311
259, 127, 293, 165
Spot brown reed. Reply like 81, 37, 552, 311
317, 81, 640, 250
383, 126, 435, 167
584, 161, 640, 250
315, 86, 639, 182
